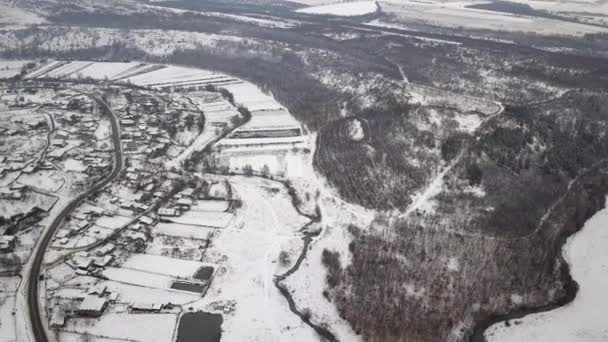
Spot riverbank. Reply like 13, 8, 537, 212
482, 202, 608, 341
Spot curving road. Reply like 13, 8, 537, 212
26, 94, 123, 342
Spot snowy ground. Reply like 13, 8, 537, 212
296, 1, 378, 16
180, 176, 317, 342
64, 312, 178, 342
378, 0, 608, 36
485, 203, 608, 342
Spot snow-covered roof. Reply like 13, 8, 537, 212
79, 296, 108, 312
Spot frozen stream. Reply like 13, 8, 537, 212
485, 203, 608, 341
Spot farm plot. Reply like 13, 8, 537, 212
24, 60, 65, 79
63, 312, 178, 342
0, 189, 57, 217
0, 59, 32, 79
166, 212, 234, 228
146, 234, 208, 260
0, 295, 16, 341
121, 254, 211, 280
102, 267, 178, 289
95, 215, 134, 230
192, 200, 230, 212
154, 222, 216, 240
43, 61, 93, 79
122, 65, 236, 89
95, 280, 199, 305
16, 170, 65, 192
222, 82, 282, 112
67, 61, 141, 80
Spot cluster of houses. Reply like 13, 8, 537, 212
158, 181, 229, 218
50, 280, 173, 328
68, 242, 116, 276
120, 114, 170, 154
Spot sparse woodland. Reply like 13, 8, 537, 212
3, 4, 608, 341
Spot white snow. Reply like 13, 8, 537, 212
64, 312, 178, 342
0, 5, 46, 27
296, 1, 378, 16
121, 253, 208, 279
102, 267, 176, 290
486, 203, 608, 342
63, 158, 87, 172
154, 222, 215, 240
378, 0, 608, 36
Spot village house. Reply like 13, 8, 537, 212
49, 310, 66, 328
176, 197, 192, 210
130, 302, 162, 313
159, 208, 179, 217
77, 296, 108, 317
0, 235, 17, 253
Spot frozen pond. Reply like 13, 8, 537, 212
176, 312, 223, 342
485, 204, 608, 342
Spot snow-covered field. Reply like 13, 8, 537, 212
121, 254, 209, 279
0, 59, 32, 78
378, 0, 608, 36
0, 5, 46, 27
154, 222, 215, 240
486, 203, 608, 342
64, 312, 178, 342
186, 176, 316, 341
296, 1, 378, 16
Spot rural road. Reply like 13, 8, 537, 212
26, 93, 123, 342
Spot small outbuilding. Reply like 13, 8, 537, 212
77, 296, 108, 317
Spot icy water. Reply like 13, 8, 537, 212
485, 206, 608, 342
176, 312, 223, 342
193, 266, 214, 281
171, 280, 206, 293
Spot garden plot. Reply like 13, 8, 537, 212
122, 254, 211, 279
95, 280, 199, 305
102, 267, 177, 289
154, 222, 216, 240
0, 190, 57, 217
57, 331, 124, 342
146, 234, 207, 260
16, 170, 65, 192
0, 295, 16, 341
0, 170, 22, 187
70, 225, 116, 249
95, 215, 133, 230
192, 200, 230, 212
167, 212, 234, 228
64, 312, 178, 342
